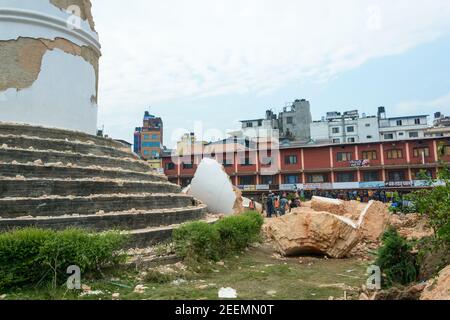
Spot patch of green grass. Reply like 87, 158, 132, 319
2, 245, 369, 300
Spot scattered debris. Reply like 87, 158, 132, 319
112, 293, 120, 300
420, 265, 450, 300
133, 285, 148, 294
172, 279, 187, 286
266, 290, 277, 297
218, 287, 238, 299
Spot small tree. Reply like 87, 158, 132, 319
411, 144, 450, 247
376, 227, 418, 287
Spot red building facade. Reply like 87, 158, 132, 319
162, 137, 450, 191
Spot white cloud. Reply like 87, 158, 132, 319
395, 92, 450, 116
90, 0, 450, 141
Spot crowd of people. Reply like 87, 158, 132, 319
253, 188, 413, 218
258, 191, 301, 218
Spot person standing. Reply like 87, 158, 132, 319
266, 192, 274, 218
279, 194, 289, 216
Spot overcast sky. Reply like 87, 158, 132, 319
91, 0, 450, 147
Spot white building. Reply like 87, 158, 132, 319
311, 107, 430, 144
310, 110, 379, 144
232, 116, 280, 143
425, 112, 450, 138
377, 107, 429, 141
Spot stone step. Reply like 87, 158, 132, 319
124, 216, 219, 249
0, 122, 124, 149
0, 178, 181, 198
0, 148, 150, 172
0, 205, 207, 234
0, 163, 167, 182
0, 193, 197, 218
0, 134, 134, 159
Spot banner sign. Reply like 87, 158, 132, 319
349, 159, 370, 167
359, 181, 385, 189
385, 181, 412, 188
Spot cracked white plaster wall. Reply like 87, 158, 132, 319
0, 0, 100, 134
0, 48, 98, 134
0, 0, 99, 44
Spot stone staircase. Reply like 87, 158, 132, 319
0, 122, 208, 249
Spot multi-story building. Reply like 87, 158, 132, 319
425, 112, 450, 138
310, 110, 379, 144
162, 136, 450, 191
278, 99, 312, 142
311, 107, 429, 144
378, 107, 429, 141
133, 111, 163, 159
238, 99, 312, 142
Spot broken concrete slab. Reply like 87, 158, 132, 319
186, 158, 243, 215
266, 199, 391, 258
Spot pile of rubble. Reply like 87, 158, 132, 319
264, 196, 391, 259
389, 213, 434, 240
358, 265, 450, 300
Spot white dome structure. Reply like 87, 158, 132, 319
0, 0, 101, 134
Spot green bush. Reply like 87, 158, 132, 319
376, 227, 418, 288
0, 228, 127, 290
173, 211, 264, 265
215, 211, 264, 252
173, 221, 221, 263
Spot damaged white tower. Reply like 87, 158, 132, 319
0, 0, 101, 134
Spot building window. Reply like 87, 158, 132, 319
412, 170, 432, 180
223, 161, 232, 167
362, 150, 377, 160
142, 142, 161, 148
363, 171, 379, 182
240, 157, 252, 166
143, 150, 149, 155
284, 175, 299, 184
261, 157, 272, 166
387, 149, 403, 159
240, 176, 255, 185
365, 123, 371, 127
336, 172, 355, 182
284, 155, 298, 165
165, 162, 175, 170
182, 162, 194, 169
347, 137, 356, 143
384, 133, 394, 140
444, 146, 450, 156
332, 127, 340, 134
261, 175, 275, 185
396, 120, 403, 126
413, 147, 430, 157
337, 152, 352, 162
152, 134, 159, 140
307, 174, 328, 183
246, 122, 253, 128
409, 132, 419, 138
388, 171, 405, 181
332, 138, 341, 144
144, 134, 149, 140
415, 118, 421, 125
258, 120, 263, 126
399, 132, 404, 136
286, 117, 293, 125
347, 126, 355, 133
366, 135, 373, 139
